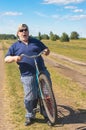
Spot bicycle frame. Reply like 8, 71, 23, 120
21, 51, 44, 99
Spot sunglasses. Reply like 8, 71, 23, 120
19, 28, 28, 32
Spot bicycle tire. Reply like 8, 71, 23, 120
39, 73, 57, 125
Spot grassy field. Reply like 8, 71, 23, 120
42, 39, 86, 62
1, 39, 86, 62
2, 39, 86, 130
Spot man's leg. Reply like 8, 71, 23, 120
21, 75, 38, 125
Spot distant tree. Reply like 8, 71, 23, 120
0, 34, 17, 40
50, 34, 57, 41
38, 32, 42, 40
49, 31, 60, 41
70, 31, 79, 39
49, 31, 53, 37
49, 31, 53, 40
41, 34, 49, 40
60, 33, 69, 42
54, 34, 60, 40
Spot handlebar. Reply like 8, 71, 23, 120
20, 50, 44, 59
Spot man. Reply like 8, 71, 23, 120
5, 24, 51, 126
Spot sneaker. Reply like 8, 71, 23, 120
25, 118, 31, 126
25, 116, 36, 126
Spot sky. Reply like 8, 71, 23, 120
0, 0, 86, 37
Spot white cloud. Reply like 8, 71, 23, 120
65, 6, 77, 9
68, 14, 86, 20
73, 9, 84, 12
64, 6, 84, 13
43, 0, 85, 5
0, 11, 22, 16
51, 13, 86, 21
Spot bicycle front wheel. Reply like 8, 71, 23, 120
39, 73, 57, 125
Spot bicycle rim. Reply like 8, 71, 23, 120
39, 73, 57, 125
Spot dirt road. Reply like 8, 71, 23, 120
0, 44, 86, 130
0, 46, 6, 129
0, 45, 14, 130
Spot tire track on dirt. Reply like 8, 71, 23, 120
43, 53, 86, 89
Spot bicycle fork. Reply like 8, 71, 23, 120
33, 58, 44, 113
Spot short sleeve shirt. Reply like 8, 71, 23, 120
5, 37, 47, 76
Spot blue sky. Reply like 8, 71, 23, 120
0, 0, 86, 37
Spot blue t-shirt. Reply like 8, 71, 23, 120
5, 37, 47, 76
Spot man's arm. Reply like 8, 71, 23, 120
4, 56, 22, 63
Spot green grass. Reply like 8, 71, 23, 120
5, 63, 25, 125
42, 39, 86, 62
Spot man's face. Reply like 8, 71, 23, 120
17, 27, 29, 42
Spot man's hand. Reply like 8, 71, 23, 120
4, 56, 22, 63
43, 48, 50, 56
13, 56, 22, 62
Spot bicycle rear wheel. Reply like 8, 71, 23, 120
39, 73, 57, 125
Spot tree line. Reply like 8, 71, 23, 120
0, 31, 85, 42
0, 34, 16, 40
37, 31, 80, 42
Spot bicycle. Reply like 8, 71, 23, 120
21, 50, 57, 126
